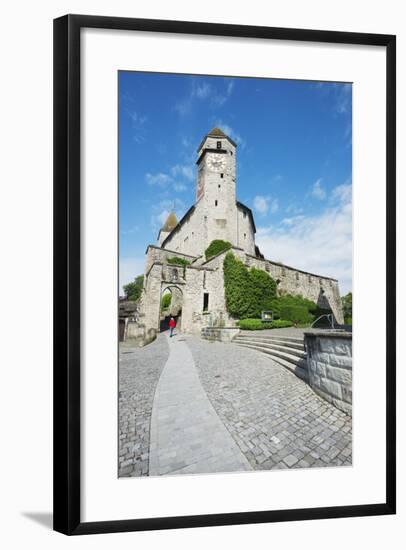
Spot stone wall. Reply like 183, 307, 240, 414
236, 205, 256, 255
138, 245, 343, 337
304, 331, 352, 416
245, 255, 343, 323
201, 327, 240, 343
126, 321, 157, 347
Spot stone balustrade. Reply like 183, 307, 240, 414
201, 327, 240, 343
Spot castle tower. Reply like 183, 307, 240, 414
157, 211, 178, 246
196, 128, 238, 247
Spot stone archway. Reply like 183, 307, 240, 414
159, 284, 184, 332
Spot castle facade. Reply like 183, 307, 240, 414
137, 128, 343, 335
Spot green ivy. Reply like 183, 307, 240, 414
223, 252, 277, 319
167, 256, 191, 266
205, 240, 232, 260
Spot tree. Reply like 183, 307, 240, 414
341, 292, 352, 323
123, 275, 144, 301
161, 293, 172, 310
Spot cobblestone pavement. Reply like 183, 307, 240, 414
187, 336, 352, 470
118, 334, 169, 476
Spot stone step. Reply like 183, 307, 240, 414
235, 342, 308, 381
233, 339, 305, 358
234, 335, 304, 351
236, 333, 304, 343
236, 341, 306, 366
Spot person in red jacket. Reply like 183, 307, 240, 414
169, 316, 176, 337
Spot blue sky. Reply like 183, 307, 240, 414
119, 72, 352, 295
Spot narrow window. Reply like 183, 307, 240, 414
218, 184, 221, 189
220, 173, 224, 179
203, 292, 209, 311
296, 272, 299, 281
230, 151, 233, 156
216, 141, 221, 149
215, 200, 218, 206
244, 233, 247, 239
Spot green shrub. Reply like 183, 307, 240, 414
205, 240, 232, 260
238, 318, 294, 330
269, 294, 317, 321
271, 319, 293, 328
167, 256, 190, 266
239, 319, 266, 330
280, 305, 312, 326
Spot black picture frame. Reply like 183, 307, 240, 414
53, 14, 396, 535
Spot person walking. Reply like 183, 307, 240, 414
169, 316, 176, 338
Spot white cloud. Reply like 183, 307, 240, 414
146, 172, 172, 187
270, 199, 279, 214
256, 182, 352, 294
119, 257, 145, 295
171, 164, 194, 181
146, 165, 194, 192
253, 195, 269, 214
127, 110, 148, 143
311, 178, 326, 200
173, 182, 188, 192
253, 195, 278, 216
336, 83, 352, 114
175, 78, 235, 116
194, 82, 211, 99
331, 182, 352, 203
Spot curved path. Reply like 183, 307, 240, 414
119, 332, 352, 476
149, 334, 252, 475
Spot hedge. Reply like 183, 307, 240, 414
271, 319, 294, 328
205, 240, 232, 260
270, 294, 317, 320
238, 318, 294, 330
280, 305, 312, 326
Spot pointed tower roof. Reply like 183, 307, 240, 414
197, 127, 237, 152
207, 127, 228, 138
161, 211, 178, 233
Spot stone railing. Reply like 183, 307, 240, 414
304, 330, 352, 416
201, 327, 240, 343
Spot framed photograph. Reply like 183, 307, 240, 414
53, 14, 396, 535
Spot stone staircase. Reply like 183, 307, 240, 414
233, 333, 308, 381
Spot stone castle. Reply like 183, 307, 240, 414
135, 127, 343, 337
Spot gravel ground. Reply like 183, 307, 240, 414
118, 334, 169, 476
187, 336, 352, 471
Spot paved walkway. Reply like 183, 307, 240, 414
149, 334, 252, 475
119, 332, 352, 476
